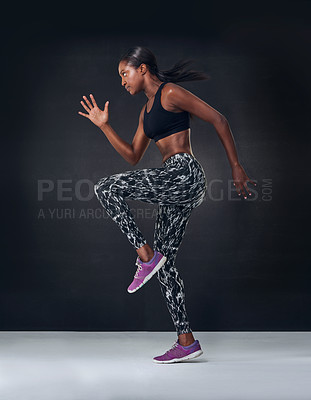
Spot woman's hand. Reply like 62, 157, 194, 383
78, 94, 109, 128
232, 163, 256, 198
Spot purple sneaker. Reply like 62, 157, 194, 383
127, 251, 167, 294
153, 339, 203, 364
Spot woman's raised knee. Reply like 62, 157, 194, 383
94, 176, 122, 198
94, 176, 110, 198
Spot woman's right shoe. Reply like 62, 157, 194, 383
153, 339, 203, 363
127, 250, 167, 293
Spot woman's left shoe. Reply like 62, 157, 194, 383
127, 251, 167, 293
153, 339, 203, 363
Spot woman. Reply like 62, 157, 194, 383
78, 46, 255, 364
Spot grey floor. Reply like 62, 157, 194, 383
0, 331, 310, 400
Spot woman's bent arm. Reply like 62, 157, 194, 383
79, 94, 150, 165
100, 123, 136, 165
164, 84, 239, 167
164, 84, 256, 196
100, 106, 151, 166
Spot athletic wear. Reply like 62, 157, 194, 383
143, 82, 190, 142
127, 251, 167, 293
94, 152, 207, 335
153, 339, 203, 363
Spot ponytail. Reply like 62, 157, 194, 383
119, 46, 210, 83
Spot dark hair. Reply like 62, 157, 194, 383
119, 46, 210, 83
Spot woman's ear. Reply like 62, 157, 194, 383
140, 63, 147, 75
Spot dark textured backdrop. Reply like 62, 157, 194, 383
1, 4, 310, 331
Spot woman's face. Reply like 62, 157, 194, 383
118, 61, 144, 95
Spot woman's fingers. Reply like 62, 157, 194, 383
78, 111, 89, 118
90, 94, 98, 108
234, 181, 251, 198
248, 178, 257, 186
80, 100, 90, 113
243, 185, 250, 197
242, 181, 251, 195
240, 181, 250, 197
234, 182, 242, 196
83, 95, 93, 109
239, 187, 247, 198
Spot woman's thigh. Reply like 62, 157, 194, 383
95, 163, 205, 207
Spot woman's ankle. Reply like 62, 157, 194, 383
140, 251, 155, 263
137, 245, 154, 263
178, 332, 195, 346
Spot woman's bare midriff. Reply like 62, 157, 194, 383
156, 129, 194, 164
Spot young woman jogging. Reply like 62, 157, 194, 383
78, 46, 256, 363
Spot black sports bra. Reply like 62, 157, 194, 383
143, 82, 190, 142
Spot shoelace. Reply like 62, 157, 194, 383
165, 341, 179, 354
134, 262, 143, 278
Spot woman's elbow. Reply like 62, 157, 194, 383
213, 114, 227, 127
130, 154, 140, 166
129, 157, 137, 166
219, 113, 227, 123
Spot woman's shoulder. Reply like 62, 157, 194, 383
161, 82, 193, 107
162, 81, 181, 92
160, 82, 191, 112
162, 82, 190, 97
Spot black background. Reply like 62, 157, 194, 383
1, 3, 310, 331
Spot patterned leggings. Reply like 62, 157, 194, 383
94, 152, 207, 336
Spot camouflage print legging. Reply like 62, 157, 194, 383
94, 152, 207, 336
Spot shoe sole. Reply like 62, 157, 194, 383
153, 349, 203, 364
127, 255, 167, 293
